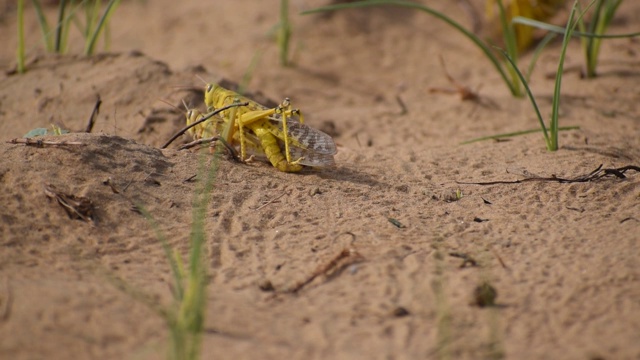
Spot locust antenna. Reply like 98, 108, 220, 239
195, 74, 208, 85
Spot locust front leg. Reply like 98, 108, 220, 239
275, 98, 305, 165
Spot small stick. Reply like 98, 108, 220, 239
183, 174, 197, 183
449, 252, 478, 268
102, 177, 120, 194
253, 190, 289, 211
121, 178, 134, 192
289, 248, 364, 293
84, 95, 102, 133
0, 278, 12, 322
429, 55, 480, 101
7, 138, 85, 147
43, 184, 95, 223
396, 95, 408, 115
161, 102, 249, 149
178, 136, 222, 150
491, 247, 509, 270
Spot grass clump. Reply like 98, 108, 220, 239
159, 149, 219, 360
16, 0, 121, 73
112, 146, 222, 359
578, 0, 623, 77
466, 0, 586, 151
513, 0, 639, 78
302, 0, 558, 97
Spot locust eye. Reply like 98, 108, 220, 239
206, 84, 213, 92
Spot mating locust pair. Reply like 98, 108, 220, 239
173, 83, 337, 173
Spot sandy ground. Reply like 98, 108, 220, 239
0, 1, 639, 359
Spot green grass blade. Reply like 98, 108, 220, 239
85, 0, 121, 55
88, 0, 102, 39
551, 1, 595, 147
549, 0, 589, 150
136, 205, 185, 300
71, 4, 87, 36
496, 0, 517, 58
54, 0, 68, 53
525, 32, 557, 82
302, 0, 520, 96
58, 0, 84, 54
514, 1, 630, 78
105, 271, 171, 320
174, 142, 222, 360
511, 16, 640, 39
16, 0, 26, 73
496, 0, 522, 96
104, 19, 112, 51
461, 126, 580, 144
585, 0, 603, 77
587, 0, 624, 77
31, 0, 54, 51
279, 0, 292, 66
500, 48, 550, 147
137, 142, 222, 360
576, 1, 590, 73
239, 50, 263, 95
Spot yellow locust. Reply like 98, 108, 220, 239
194, 83, 337, 173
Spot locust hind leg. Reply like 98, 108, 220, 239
252, 126, 302, 173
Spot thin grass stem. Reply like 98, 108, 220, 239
31, 0, 54, 51
85, 0, 121, 55
54, 0, 68, 53
239, 50, 263, 95
512, 15, 640, 39
526, 32, 557, 82
136, 206, 185, 300
549, 0, 586, 150
496, 0, 521, 96
17, 0, 26, 73
461, 126, 580, 145
279, 0, 291, 66
500, 49, 550, 147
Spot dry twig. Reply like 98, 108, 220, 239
288, 248, 364, 293
252, 190, 289, 211
457, 165, 640, 185
7, 138, 85, 147
85, 95, 102, 133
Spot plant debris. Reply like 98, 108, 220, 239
288, 248, 364, 293
43, 184, 95, 223
449, 252, 478, 268
457, 165, 640, 185
388, 218, 406, 228
7, 138, 84, 147
473, 282, 497, 307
